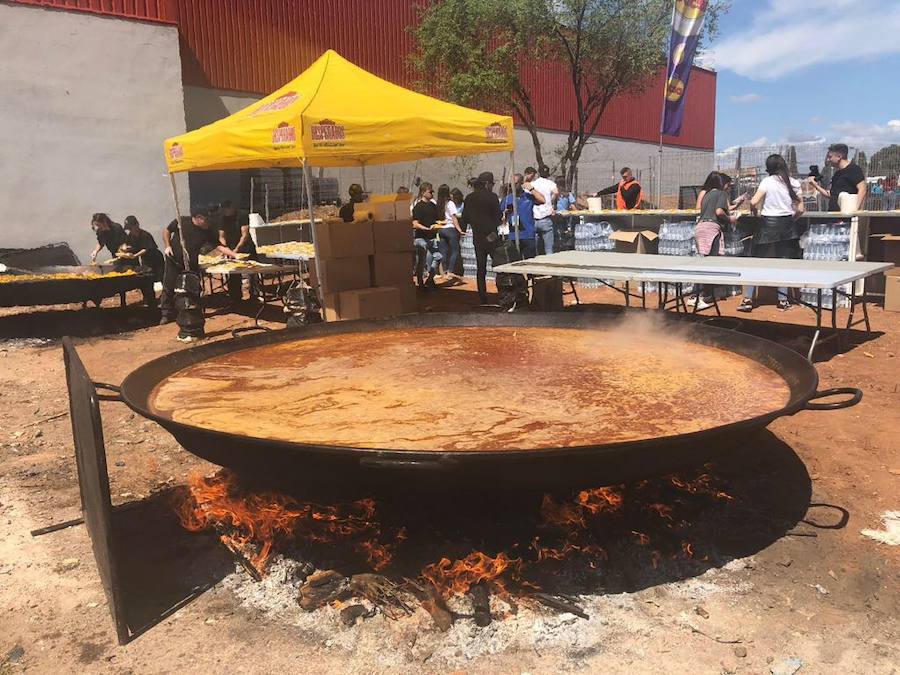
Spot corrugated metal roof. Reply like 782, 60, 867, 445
7, 0, 177, 24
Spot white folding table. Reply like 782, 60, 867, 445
493, 251, 893, 360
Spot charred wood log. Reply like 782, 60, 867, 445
531, 592, 589, 620
404, 579, 453, 632
340, 603, 375, 627
470, 583, 492, 627
298, 570, 349, 611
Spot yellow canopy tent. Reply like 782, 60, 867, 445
164, 49, 514, 172
162, 49, 516, 319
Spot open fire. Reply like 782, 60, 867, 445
173, 467, 734, 628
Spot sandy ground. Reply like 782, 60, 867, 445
0, 280, 898, 674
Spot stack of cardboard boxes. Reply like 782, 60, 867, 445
314, 219, 416, 321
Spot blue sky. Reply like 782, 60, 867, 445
702, 0, 900, 153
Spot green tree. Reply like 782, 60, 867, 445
411, 0, 726, 188
869, 144, 900, 177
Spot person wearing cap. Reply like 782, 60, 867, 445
89, 213, 127, 264
596, 167, 644, 210
218, 200, 256, 302
339, 183, 366, 222
160, 207, 238, 340
500, 172, 545, 259
459, 171, 503, 304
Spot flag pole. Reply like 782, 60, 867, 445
658, 0, 678, 208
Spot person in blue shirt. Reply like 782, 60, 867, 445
500, 173, 545, 259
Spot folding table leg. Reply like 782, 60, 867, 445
624, 281, 631, 308
807, 289, 823, 361
641, 282, 646, 309
860, 285, 871, 332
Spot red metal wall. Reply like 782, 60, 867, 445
8, 0, 715, 149
8, 0, 177, 23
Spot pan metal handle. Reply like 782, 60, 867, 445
359, 456, 458, 471
805, 387, 862, 411
94, 382, 123, 402
700, 316, 742, 331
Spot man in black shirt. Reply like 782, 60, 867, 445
218, 200, 256, 302
810, 143, 867, 211
411, 182, 441, 288
160, 207, 238, 339
89, 213, 127, 263
338, 183, 365, 222
459, 171, 502, 303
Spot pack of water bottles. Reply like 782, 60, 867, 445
657, 221, 697, 256
572, 218, 615, 288
803, 223, 851, 261
573, 219, 616, 252
460, 235, 494, 281
799, 222, 852, 308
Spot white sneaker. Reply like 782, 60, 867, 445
176, 335, 199, 343
694, 298, 714, 310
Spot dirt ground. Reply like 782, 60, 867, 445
0, 281, 898, 674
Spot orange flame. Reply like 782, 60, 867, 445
175, 471, 399, 574
421, 551, 523, 598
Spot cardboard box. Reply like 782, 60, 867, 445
885, 270, 900, 313
338, 286, 402, 320
373, 220, 415, 253
610, 230, 658, 254
396, 281, 417, 314
372, 251, 413, 287
354, 200, 396, 222
317, 256, 372, 294
313, 220, 374, 259
322, 292, 341, 322
880, 235, 900, 267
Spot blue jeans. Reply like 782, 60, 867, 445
535, 217, 554, 255
413, 237, 441, 286
438, 228, 460, 275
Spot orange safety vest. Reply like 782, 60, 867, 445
616, 179, 645, 210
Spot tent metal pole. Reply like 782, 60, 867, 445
361, 164, 367, 192
510, 150, 519, 252
168, 173, 190, 268
302, 161, 327, 322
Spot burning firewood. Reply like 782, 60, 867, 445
469, 583, 492, 627
349, 573, 413, 620
404, 579, 453, 632
298, 570, 349, 611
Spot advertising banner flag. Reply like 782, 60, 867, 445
661, 0, 708, 137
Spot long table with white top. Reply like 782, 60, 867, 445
493, 251, 893, 359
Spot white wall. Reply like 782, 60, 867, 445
182, 87, 713, 209
0, 4, 187, 262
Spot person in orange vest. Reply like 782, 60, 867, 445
597, 167, 645, 210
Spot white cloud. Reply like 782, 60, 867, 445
705, 1, 900, 79
729, 93, 763, 104
720, 120, 900, 155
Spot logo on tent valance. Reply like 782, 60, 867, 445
252, 91, 300, 117
273, 122, 297, 148
311, 119, 346, 147
485, 122, 509, 143
168, 143, 184, 162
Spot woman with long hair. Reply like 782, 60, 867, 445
435, 183, 465, 283
693, 172, 739, 309
738, 154, 804, 312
